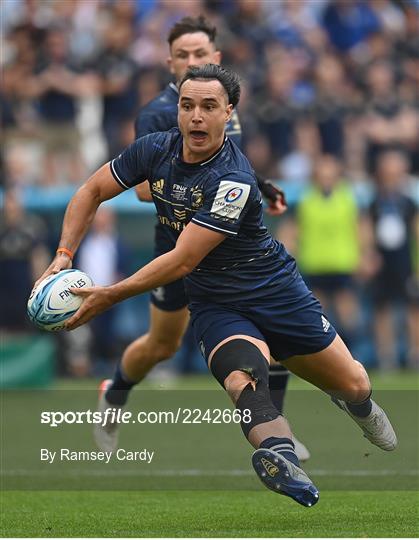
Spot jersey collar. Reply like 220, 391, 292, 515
175, 136, 228, 167
169, 82, 179, 95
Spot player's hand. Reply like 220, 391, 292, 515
259, 180, 288, 216
65, 286, 114, 330
33, 253, 73, 289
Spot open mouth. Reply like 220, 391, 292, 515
190, 130, 208, 143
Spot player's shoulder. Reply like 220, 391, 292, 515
134, 84, 178, 138
136, 83, 178, 121
136, 127, 181, 153
143, 84, 178, 111
215, 138, 256, 184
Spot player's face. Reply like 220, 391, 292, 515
178, 79, 233, 163
168, 32, 221, 83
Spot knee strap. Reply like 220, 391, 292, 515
237, 381, 281, 437
210, 339, 269, 388
209, 339, 280, 437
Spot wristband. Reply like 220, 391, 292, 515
56, 247, 74, 260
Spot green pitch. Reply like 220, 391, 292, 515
1, 371, 418, 537
2, 490, 418, 537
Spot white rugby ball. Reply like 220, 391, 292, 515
27, 269, 94, 331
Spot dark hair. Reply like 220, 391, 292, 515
168, 15, 217, 47
179, 64, 241, 107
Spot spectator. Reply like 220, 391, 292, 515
24, 25, 93, 185
94, 20, 139, 159
1, 24, 41, 178
322, 0, 381, 53
366, 149, 418, 369
312, 53, 351, 158
0, 189, 50, 332
362, 59, 418, 173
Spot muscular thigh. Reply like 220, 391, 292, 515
282, 334, 366, 394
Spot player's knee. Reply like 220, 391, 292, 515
210, 339, 269, 392
209, 339, 280, 438
151, 340, 180, 362
224, 370, 254, 403
345, 361, 371, 402
123, 334, 179, 365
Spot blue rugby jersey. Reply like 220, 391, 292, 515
110, 128, 293, 303
134, 83, 242, 147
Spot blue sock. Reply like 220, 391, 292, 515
260, 436, 300, 467
346, 394, 373, 418
105, 363, 137, 406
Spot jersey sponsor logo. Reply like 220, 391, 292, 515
152, 179, 164, 195
210, 181, 250, 221
191, 188, 204, 210
321, 315, 330, 333
158, 214, 186, 232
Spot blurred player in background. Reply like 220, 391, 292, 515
277, 154, 363, 350
37, 64, 397, 508
366, 148, 418, 369
92, 16, 310, 460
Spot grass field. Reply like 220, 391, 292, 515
1, 371, 418, 537
2, 490, 418, 537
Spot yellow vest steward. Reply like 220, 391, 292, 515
297, 182, 359, 274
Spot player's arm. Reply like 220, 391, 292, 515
256, 175, 287, 216
133, 110, 161, 202
65, 223, 225, 330
135, 182, 153, 202
35, 163, 124, 286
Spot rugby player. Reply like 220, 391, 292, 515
94, 16, 309, 461
39, 65, 397, 507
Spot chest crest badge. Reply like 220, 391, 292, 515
191, 187, 204, 210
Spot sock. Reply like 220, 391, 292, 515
269, 364, 289, 414
105, 362, 137, 406
260, 436, 300, 467
345, 393, 373, 418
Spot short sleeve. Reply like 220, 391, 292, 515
110, 135, 154, 189
192, 172, 258, 236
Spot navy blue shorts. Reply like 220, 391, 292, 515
150, 223, 188, 311
190, 266, 336, 363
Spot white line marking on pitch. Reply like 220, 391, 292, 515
2, 469, 418, 477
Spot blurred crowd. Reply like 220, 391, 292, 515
0, 0, 418, 374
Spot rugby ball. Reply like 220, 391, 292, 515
27, 269, 94, 331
